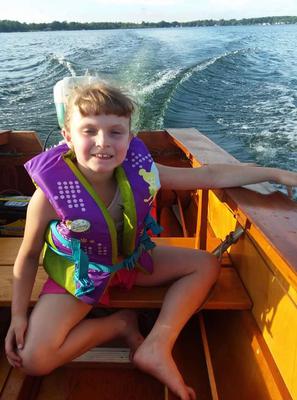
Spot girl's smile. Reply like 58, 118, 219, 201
63, 109, 132, 180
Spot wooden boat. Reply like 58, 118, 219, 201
0, 128, 296, 400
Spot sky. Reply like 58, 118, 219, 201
1, 0, 297, 23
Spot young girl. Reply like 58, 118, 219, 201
5, 82, 297, 400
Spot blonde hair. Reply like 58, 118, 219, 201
64, 83, 135, 131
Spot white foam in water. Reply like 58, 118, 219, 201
179, 49, 249, 87
252, 143, 277, 157
136, 69, 180, 97
52, 54, 76, 77
242, 82, 297, 151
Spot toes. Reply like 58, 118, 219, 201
170, 384, 196, 400
187, 386, 196, 400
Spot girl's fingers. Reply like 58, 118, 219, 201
6, 352, 22, 368
15, 331, 25, 351
7, 358, 22, 368
6, 349, 22, 363
5, 327, 23, 367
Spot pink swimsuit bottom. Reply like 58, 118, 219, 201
40, 268, 139, 305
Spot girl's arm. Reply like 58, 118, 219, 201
12, 188, 56, 317
5, 188, 57, 366
156, 163, 297, 191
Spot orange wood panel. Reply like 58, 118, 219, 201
230, 233, 297, 399
204, 310, 292, 400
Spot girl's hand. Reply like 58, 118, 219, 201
274, 169, 297, 199
275, 169, 297, 187
5, 315, 28, 368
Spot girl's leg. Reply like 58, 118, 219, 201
20, 294, 143, 376
133, 246, 220, 400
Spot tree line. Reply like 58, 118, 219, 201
1, 16, 297, 33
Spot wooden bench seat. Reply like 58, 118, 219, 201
0, 237, 252, 310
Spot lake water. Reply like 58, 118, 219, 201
0, 25, 296, 181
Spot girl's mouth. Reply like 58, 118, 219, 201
93, 153, 113, 159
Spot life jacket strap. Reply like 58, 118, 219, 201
47, 214, 162, 298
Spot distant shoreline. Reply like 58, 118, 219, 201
1, 16, 297, 33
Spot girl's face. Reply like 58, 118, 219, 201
63, 107, 132, 178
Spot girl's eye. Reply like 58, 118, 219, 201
83, 129, 96, 135
111, 130, 124, 135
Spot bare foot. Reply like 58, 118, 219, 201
133, 337, 196, 400
117, 310, 144, 358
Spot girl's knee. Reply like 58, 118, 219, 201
20, 345, 54, 376
196, 251, 220, 281
207, 253, 220, 280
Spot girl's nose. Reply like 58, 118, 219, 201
96, 131, 110, 147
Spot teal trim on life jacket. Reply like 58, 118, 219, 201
48, 215, 162, 297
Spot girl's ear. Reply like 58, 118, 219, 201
61, 128, 72, 148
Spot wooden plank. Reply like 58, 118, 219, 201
167, 128, 238, 164
0, 351, 12, 395
0, 265, 252, 310
195, 189, 208, 250
0, 368, 29, 399
0, 237, 251, 310
0, 265, 46, 306
165, 315, 213, 400
176, 195, 189, 237
0, 235, 232, 267
72, 347, 131, 364
0, 237, 197, 266
199, 314, 219, 400
35, 366, 164, 400
0, 238, 24, 265
167, 128, 273, 194
154, 237, 196, 248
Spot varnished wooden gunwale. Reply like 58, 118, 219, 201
0, 130, 43, 197
0, 130, 43, 154
0, 130, 10, 145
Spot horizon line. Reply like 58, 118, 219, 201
1, 15, 297, 24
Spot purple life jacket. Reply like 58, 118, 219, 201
25, 137, 161, 304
